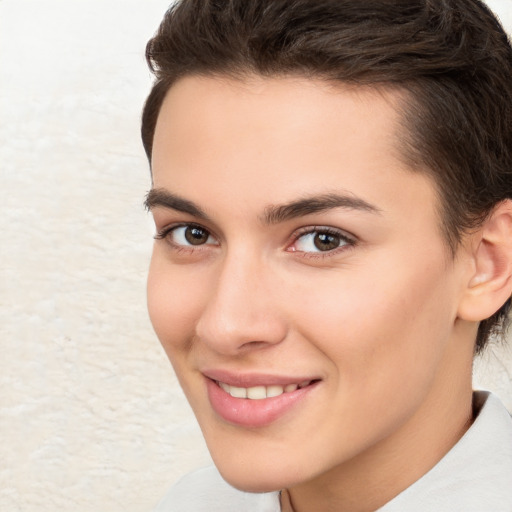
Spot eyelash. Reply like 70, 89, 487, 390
154, 223, 218, 251
154, 223, 356, 258
288, 226, 356, 259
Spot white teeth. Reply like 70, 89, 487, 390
229, 386, 247, 398
219, 381, 230, 393
217, 380, 313, 399
266, 385, 285, 398
247, 386, 267, 399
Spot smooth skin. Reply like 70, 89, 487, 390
147, 75, 512, 512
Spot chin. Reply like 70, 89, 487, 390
212, 452, 308, 493
217, 467, 285, 493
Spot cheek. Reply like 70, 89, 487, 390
146, 250, 207, 357
278, 260, 458, 457
288, 256, 457, 392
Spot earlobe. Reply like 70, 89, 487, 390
458, 200, 512, 322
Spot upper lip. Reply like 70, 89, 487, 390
202, 369, 320, 388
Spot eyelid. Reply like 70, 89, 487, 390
287, 225, 357, 255
154, 222, 219, 247
153, 221, 356, 257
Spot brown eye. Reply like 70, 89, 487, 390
313, 232, 342, 251
185, 226, 210, 245
292, 228, 353, 254
156, 224, 218, 247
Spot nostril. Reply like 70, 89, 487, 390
239, 340, 272, 350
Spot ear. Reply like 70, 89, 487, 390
458, 200, 512, 322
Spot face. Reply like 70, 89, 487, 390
147, 75, 472, 492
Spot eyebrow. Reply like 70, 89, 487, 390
144, 188, 211, 220
262, 193, 381, 224
144, 188, 381, 223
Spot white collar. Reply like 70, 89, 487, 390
377, 391, 512, 511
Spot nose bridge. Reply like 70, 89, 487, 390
195, 245, 286, 352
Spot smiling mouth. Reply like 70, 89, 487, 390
206, 376, 320, 427
215, 379, 318, 400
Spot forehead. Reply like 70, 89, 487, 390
151, 74, 438, 227
153, 74, 405, 170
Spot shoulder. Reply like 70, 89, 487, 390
153, 465, 281, 512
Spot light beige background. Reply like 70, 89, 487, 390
1, 1, 511, 510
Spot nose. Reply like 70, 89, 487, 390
195, 249, 287, 355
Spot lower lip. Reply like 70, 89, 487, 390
205, 378, 318, 428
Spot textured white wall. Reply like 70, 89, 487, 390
0, 1, 511, 511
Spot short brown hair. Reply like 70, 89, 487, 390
141, 0, 512, 353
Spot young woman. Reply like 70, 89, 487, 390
142, 1, 512, 510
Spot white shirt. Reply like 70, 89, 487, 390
154, 391, 512, 511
